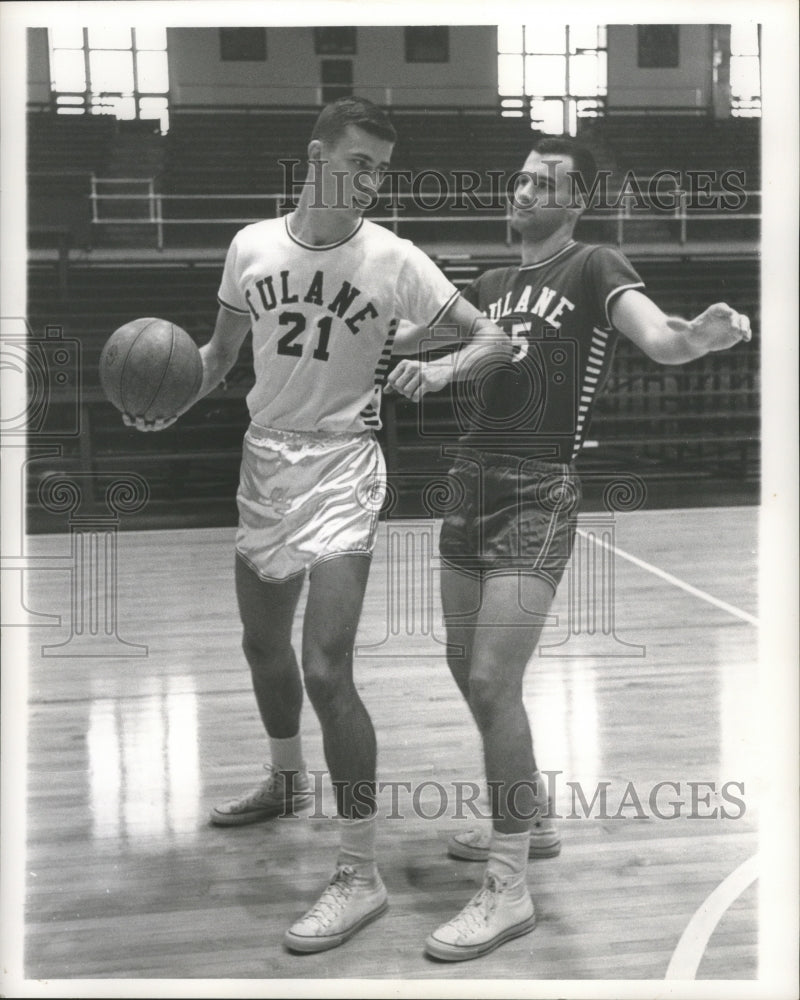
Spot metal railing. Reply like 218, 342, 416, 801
87, 177, 761, 251
90, 175, 160, 223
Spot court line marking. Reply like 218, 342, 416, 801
665, 854, 759, 979
576, 529, 760, 626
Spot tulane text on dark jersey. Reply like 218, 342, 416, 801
455, 241, 644, 463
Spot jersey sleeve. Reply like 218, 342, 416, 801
458, 275, 482, 311
216, 234, 249, 315
584, 246, 646, 331
394, 243, 460, 327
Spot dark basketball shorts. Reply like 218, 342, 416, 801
438, 451, 582, 590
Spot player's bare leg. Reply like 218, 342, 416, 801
301, 554, 377, 819
440, 565, 559, 862
441, 564, 481, 705
426, 571, 554, 961
284, 553, 387, 953
467, 572, 554, 832
235, 554, 306, 737
210, 555, 311, 826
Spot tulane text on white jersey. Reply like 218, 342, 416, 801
218, 215, 459, 433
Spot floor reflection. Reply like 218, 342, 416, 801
87, 675, 199, 842
527, 658, 600, 806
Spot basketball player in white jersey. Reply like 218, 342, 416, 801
388, 136, 751, 961
126, 97, 510, 953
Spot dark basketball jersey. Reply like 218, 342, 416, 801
456, 241, 645, 462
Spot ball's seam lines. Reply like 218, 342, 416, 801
119, 317, 160, 415
143, 322, 179, 416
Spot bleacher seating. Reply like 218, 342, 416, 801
161, 108, 538, 195
26, 252, 759, 528
23, 105, 761, 526
27, 107, 760, 252
162, 110, 319, 195
25, 260, 251, 530
27, 113, 117, 175
162, 109, 761, 195
578, 114, 760, 190
155, 109, 539, 248
27, 113, 118, 249
574, 115, 761, 244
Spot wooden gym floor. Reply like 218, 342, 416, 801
8, 507, 768, 989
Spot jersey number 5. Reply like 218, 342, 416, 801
276, 311, 333, 362
509, 320, 530, 362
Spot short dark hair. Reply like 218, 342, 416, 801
311, 96, 397, 146
533, 136, 598, 196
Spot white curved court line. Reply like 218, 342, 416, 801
576, 529, 760, 626
665, 854, 759, 979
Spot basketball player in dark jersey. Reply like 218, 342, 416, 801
388, 136, 751, 961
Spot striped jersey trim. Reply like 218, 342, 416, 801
284, 215, 364, 251
572, 327, 612, 460
218, 295, 250, 316
359, 318, 400, 428
428, 288, 461, 327
518, 241, 577, 271
604, 282, 645, 330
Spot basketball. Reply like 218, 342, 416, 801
99, 317, 203, 421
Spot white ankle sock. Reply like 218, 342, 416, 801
486, 829, 531, 889
338, 814, 378, 875
269, 734, 305, 773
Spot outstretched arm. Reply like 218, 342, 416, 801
391, 319, 460, 356
124, 305, 252, 431
610, 289, 751, 364
386, 296, 511, 403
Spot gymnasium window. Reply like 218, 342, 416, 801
48, 27, 170, 133
497, 25, 607, 135
730, 24, 761, 117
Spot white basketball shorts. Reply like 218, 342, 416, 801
235, 423, 386, 581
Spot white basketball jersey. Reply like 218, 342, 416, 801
217, 215, 459, 433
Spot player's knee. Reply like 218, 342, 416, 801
302, 645, 351, 709
467, 669, 518, 727
241, 630, 290, 673
303, 667, 343, 712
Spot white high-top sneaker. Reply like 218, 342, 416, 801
425, 872, 536, 961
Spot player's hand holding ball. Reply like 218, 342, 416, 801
99, 317, 203, 432
121, 413, 180, 432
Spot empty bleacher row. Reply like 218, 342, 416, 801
25, 254, 759, 529
28, 114, 118, 249
578, 114, 761, 190
159, 109, 761, 195
160, 108, 541, 194
27, 109, 761, 252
